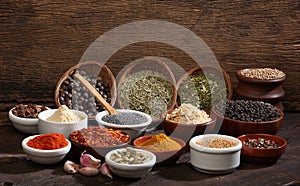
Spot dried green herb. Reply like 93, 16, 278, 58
178, 72, 227, 111
118, 70, 173, 120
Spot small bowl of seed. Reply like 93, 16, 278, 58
237, 133, 287, 164
212, 100, 284, 137
105, 147, 156, 178
9, 104, 49, 134
235, 68, 286, 110
96, 109, 152, 140
189, 134, 242, 174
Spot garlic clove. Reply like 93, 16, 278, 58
80, 151, 101, 168
99, 163, 113, 179
78, 166, 100, 176
63, 160, 80, 174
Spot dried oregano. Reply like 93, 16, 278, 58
118, 70, 173, 120
178, 72, 227, 111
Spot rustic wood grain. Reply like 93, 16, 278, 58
0, 0, 299, 123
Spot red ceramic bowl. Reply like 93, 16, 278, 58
133, 135, 186, 165
212, 104, 284, 137
237, 134, 286, 164
161, 110, 216, 142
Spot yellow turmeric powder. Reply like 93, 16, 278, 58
138, 133, 181, 152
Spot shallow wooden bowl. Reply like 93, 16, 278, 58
160, 109, 216, 142
54, 61, 117, 118
237, 133, 286, 164
212, 103, 284, 137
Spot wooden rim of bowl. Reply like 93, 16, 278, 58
54, 61, 117, 115
116, 56, 177, 120
176, 65, 233, 102
237, 133, 287, 151
236, 68, 286, 84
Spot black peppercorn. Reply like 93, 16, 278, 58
58, 70, 112, 117
215, 100, 281, 122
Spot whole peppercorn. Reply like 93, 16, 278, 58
58, 70, 112, 117
215, 100, 281, 122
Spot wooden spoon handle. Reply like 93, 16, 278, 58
73, 73, 118, 115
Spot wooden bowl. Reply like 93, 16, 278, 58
54, 61, 117, 118
176, 65, 232, 111
160, 109, 216, 142
212, 103, 284, 137
235, 68, 286, 111
117, 56, 177, 128
133, 135, 186, 165
237, 134, 286, 164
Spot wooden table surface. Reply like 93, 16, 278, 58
0, 113, 299, 186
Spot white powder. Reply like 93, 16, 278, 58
47, 105, 81, 122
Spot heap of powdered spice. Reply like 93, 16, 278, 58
137, 133, 181, 152
27, 133, 68, 150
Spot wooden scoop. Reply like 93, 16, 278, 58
73, 73, 118, 115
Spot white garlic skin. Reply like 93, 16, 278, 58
63, 160, 80, 174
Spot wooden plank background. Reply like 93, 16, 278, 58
0, 0, 299, 122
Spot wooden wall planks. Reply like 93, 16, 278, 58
0, 1, 299, 122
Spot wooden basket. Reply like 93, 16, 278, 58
117, 56, 177, 124
176, 65, 233, 111
54, 61, 117, 118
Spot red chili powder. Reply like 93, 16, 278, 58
27, 133, 68, 150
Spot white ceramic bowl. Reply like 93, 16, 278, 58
38, 109, 88, 138
189, 134, 242, 174
96, 109, 152, 139
22, 134, 71, 164
8, 106, 49, 134
105, 148, 156, 178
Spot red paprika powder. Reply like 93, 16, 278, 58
27, 133, 68, 150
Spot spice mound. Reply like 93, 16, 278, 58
215, 100, 281, 122
241, 68, 285, 80
110, 147, 151, 164
178, 72, 228, 111
137, 134, 181, 152
47, 105, 82, 122
69, 127, 130, 147
12, 104, 48, 118
243, 138, 278, 149
196, 138, 238, 148
166, 103, 211, 124
118, 70, 174, 120
27, 133, 68, 150
102, 112, 148, 125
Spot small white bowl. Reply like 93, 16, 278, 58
189, 134, 242, 174
96, 109, 152, 139
105, 148, 156, 178
8, 106, 49, 134
22, 134, 71, 164
38, 109, 88, 138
